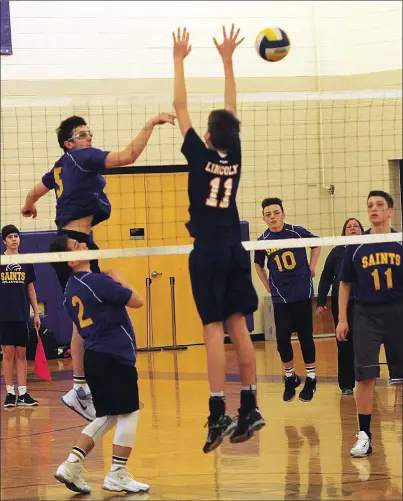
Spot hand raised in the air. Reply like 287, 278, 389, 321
213, 24, 245, 60
173, 27, 192, 60
151, 113, 176, 126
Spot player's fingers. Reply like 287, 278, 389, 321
234, 28, 240, 41
183, 27, 187, 40
172, 32, 176, 43
230, 23, 234, 38
187, 45, 192, 55
222, 26, 227, 39
213, 37, 219, 48
177, 27, 181, 41
236, 37, 245, 47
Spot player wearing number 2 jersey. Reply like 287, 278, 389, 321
337, 190, 403, 459
173, 25, 265, 454
254, 197, 321, 403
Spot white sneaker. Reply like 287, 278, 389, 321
61, 387, 96, 422
103, 468, 150, 493
54, 460, 91, 494
350, 431, 372, 457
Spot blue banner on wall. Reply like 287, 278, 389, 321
1, 1, 12, 55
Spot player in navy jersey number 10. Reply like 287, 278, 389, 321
254, 198, 321, 403
21, 112, 175, 422
50, 234, 149, 494
173, 24, 265, 453
337, 190, 403, 458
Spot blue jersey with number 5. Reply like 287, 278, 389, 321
181, 128, 242, 248
42, 147, 111, 230
254, 224, 318, 304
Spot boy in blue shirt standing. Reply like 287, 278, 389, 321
337, 190, 403, 458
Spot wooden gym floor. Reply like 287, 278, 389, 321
1, 339, 402, 501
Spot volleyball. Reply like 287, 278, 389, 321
255, 27, 291, 62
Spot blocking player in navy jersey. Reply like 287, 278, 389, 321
173, 25, 265, 453
20, 112, 175, 421
50, 234, 149, 494
337, 191, 403, 458
0, 225, 40, 407
254, 198, 321, 403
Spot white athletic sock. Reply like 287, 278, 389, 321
18, 385, 27, 396
6, 385, 15, 395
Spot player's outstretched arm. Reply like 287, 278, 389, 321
21, 181, 50, 218
105, 112, 176, 169
172, 27, 192, 137
213, 24, 244, 118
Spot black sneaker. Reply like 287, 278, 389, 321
17, 393, 38, 406
299, 377, 317, 402
283, 374, 301, 402
4, 393, 17, 408
230, 408, 265, 444
203, 414, 236, 454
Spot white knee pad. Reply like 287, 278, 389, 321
113, 410, 139, 447
82, 415, 117, 443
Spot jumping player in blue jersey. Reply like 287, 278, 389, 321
254, 197, 321, 403
21, 112, 175, 421
50, 233, 149, 495
337, 190, 403, 458
173, 24, 265, 453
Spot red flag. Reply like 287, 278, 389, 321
34, 330, 52, 382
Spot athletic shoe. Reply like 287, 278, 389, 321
61, 387, 95, 421
341, 388, 354, 395
4, 393, 17, 408
103, 469, 149, 493
283, 374, 301, 402
54, 460, 91, 494
350, 431, 372, 458
230, 408, 265, 443
17, 393, 38, 406
203, 414, 236, 453
299, 377, 317, 402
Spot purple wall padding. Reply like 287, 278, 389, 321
1, 222, 254, 345
1, 231, 72, 346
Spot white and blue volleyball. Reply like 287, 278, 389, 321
255, 27, 291, 62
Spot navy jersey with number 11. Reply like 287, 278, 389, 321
181, 128, 242, 248
339, 229, 403, 303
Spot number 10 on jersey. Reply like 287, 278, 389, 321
206, 177, 233, 208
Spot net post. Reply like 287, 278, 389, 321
138, 277, 161, 353
163, 276, 188, 351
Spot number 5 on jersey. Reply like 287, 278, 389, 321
72, 296, 93, 328
206, 177, 233, 208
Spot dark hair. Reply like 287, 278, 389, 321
367, 190, 394, 208
57, 116, 87, 151
48, 233, 70, 253
1, 224, 20, 241
207, 110, 240, 150
341, 218, 364, 236
261, 197, 284, 213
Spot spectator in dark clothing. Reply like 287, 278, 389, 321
316, 218, 364, 395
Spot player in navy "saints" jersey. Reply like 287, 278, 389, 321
173, 24, 265, 453
21, 112, 175, 422
254, 197, 321, 403
337, 191, 403, 458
